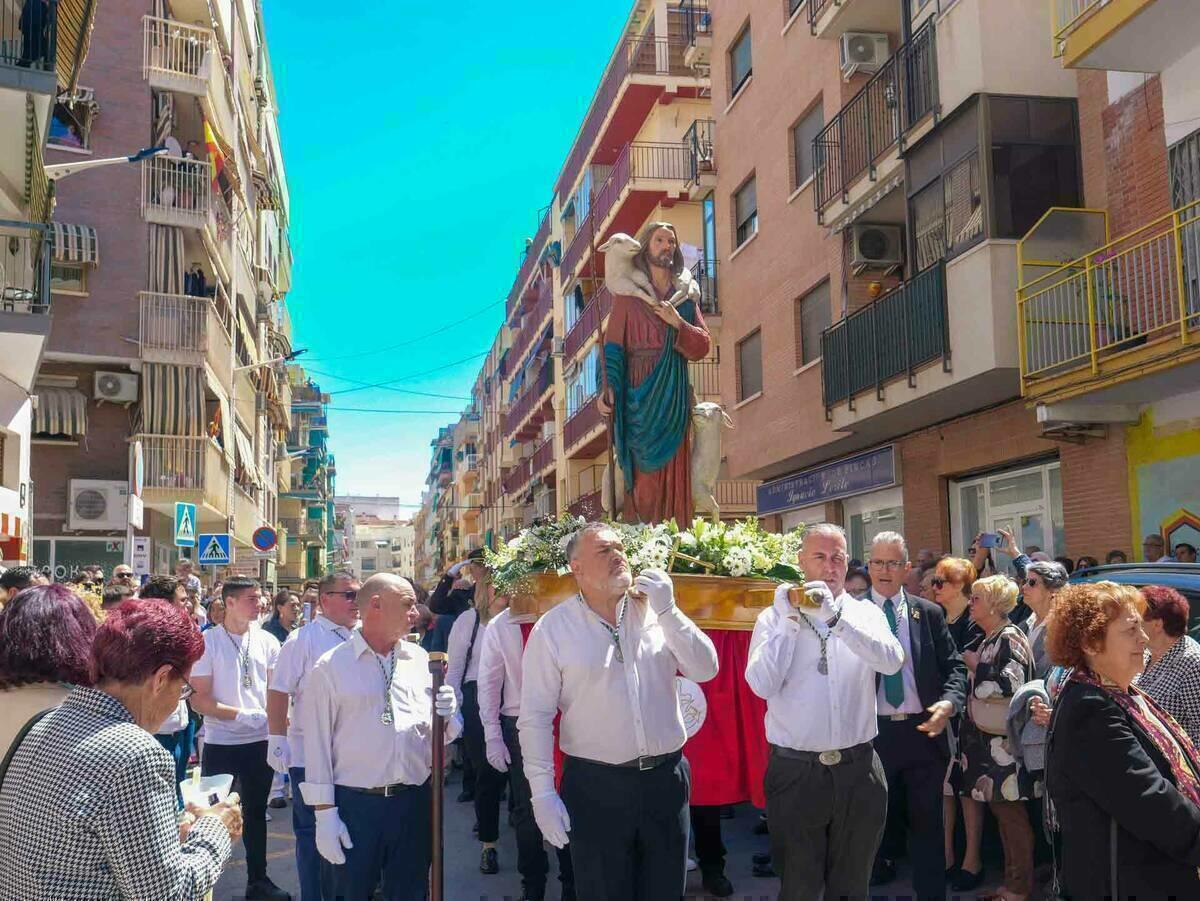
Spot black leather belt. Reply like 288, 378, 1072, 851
340, 779, 426, 797
770, 741, 872, 766
569, 749, 682, 771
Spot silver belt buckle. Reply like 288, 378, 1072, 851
818, 749, 842, 766
638, 756, 655, 771
890, 713, 909, 722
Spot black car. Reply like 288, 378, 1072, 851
1070, 563, 1200, 637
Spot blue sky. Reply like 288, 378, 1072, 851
263, 1, 631, 512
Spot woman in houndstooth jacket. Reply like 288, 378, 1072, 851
0, 599, 243, 900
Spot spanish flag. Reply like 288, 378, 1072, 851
203, 119, 225, 192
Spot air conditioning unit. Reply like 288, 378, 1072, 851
841, 32, 889, 78
94, 371, 139, 404
851, 224, 904, 269
68, 479, 130, 531
551, 337, 565, 357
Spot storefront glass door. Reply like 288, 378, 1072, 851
950, 461, 1063, 572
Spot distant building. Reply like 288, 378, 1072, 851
348, 514, 414, 579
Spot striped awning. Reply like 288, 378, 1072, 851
51, 223, 99, 265
33, 387, 87, 436
56, 0, 99, 95
233, 427, 262, 486
141, 363, 205, 436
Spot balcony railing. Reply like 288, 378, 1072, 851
562, 140, 697, 277
564, 285, 614, 360
141, 156, 212, 229
505, 358, 554, 437
139, 291, 233, 389
142, 16, 214, 96
822, 260, 948, 407
507, 209, 551, 317
685, 118, 716, 185
692, 260, 719, 315
532, 437, 555, 475
568, 491, 603, 520
565, 395, 603, 452
680, 0, 712, 46
813, 18, 937, 213
557, 33, 694, 201
0, 221, 50, 314
503, 457, 532, 496
1051, 1, 1102, 49
715, 479, 759, 509
509, 282, 554, 375
1018, 201, 1200, 391
807, 0, 836, 30
689, 354, 721, 401
139, 433, 229, 513
2, 0, 57, 74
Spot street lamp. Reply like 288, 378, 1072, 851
44, 146, 168, 181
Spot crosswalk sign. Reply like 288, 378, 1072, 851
197, 533, 231, 566
174, 502, 197, 547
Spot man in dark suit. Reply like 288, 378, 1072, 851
867, 532, 967, 900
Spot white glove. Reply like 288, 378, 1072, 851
447, 560, 467, 578
234, 708, 268, 730
531, 791, 571, 849
634, 568, 675, 615
266, 735, 290, 775
314, 807, 354, 865
803, 580, 842, 623
773, 582, 798, 624
485, 736, 511, 773
434, 684, 457, 719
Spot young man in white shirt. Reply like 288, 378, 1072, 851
190, 577, 288, 901
745, 523, 905, 901
519, 522, 719, 901
266, 570, 360, 901
300, 573, 459, 901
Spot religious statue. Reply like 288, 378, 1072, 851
598, 221, 712, 526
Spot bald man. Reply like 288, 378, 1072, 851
300, 574, 461, 901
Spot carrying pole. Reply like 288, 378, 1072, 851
428, 650, 448, 901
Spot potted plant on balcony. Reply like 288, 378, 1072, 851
1091, 250, 1146, 354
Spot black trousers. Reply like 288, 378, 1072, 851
561, 752, 690, 901
502, 715, 573, 900
765, 744, 887, 901
689, 805, 727, 873
203, 740, 274, 883
875, 717, 949, 900
461, 681, 505, 842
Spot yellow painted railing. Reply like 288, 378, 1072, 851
1051, 0, 1103, 53
1017, 200, 1200, 389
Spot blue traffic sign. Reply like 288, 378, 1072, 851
174, 502, 197, 547
252, 526, 277, 553
197, 533, 231, 566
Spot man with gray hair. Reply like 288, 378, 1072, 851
866, 532, 966, 898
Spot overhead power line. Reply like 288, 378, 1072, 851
324, 351, 490, 397
302, 299, 505, 363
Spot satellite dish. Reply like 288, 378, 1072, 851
165, 136, 183, 157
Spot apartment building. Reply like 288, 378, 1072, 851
705, 0, 1139, 563
29, 0, 301, 580
1015, 1, 1200, 556
417, 424, 455, 578
278, 369, 335, 587
345, 513, 414, 579
0, 1, 96, 567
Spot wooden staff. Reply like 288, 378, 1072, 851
428, 650, 448, 901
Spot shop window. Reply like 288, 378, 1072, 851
736, 328, 763, 401
734, 175, 758, 248
849, 506, 905, 563
729, 24, 753, 96
791, 103, 824, 189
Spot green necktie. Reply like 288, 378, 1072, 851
882, 598, 906, 708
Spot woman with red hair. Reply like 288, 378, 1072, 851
1138, 584, 1200, 747
0, 599, 243, 900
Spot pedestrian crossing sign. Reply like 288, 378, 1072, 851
197, 533, 231, 566
174, 502, 197, 547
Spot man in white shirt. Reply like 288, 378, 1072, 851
745, 523, 904, 901
478, 604, 576, 901
519, 522, 719, 901
300, 573, 460, 901
190, 577, 289, 901
265, 570, 360, 901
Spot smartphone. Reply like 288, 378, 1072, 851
979, 532, 1001, 549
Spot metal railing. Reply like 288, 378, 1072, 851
507, 209, 552, 317
715, 479, 759, 508
532, 437, 555, 475
502, 457, 532, 496
813, 18, 937, 212
0, 221, 50, 314
685, 118, 716, 185
142, 16, 213, 94
568, 491, 603, 520
1018, 201, 1200, 388
1052, 1, 1103, 50
564, 285, 613, 360
508, 282, 553, 376
689, 354, 721, 400
1, 0, 57, 72
141, 156, 211, 227
807, 0, 837, 30
822, 260, 948, 407
141, 434, 206, 491
565, 395, 603, 452
679, 0, 711, 46
505, 358, 554, 437
692, 260, 718, 315
138, 291, 233, 382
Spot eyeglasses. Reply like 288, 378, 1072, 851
869, 559, 906, 570
323, 590, 358, 601
114, 571, 134, 579
1025, 578, 1042, 589
178, 676, 196, 701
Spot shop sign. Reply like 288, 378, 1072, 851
757, 446, 897, 516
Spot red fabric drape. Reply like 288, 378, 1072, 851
520, 622, 565, 791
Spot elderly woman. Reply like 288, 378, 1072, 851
0, 599, 243, 900
960, 575, 1037, 901
1137, 585, 1200, 748
1018, 560, 1070, 678
202, 596, 225, 632
1046, 582, 1200, 899
0, 584, 97, 755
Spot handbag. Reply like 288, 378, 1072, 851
0, 708, 52, 791
969, 695, 1010, 735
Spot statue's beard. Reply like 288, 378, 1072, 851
650, 252, 674, 270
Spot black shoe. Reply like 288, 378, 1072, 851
952, 866, 984, 891
267, 797, 288, 809
870, 859, 897, 886
245, 877, 291, 900
479, 847, 499, 875
701, 869, 734, 898
752, 815, 769, 836
946, 865, 961, 884
751, 860, 776, 878
518, 883, 545, 901
752, 852, 771, 866
457, 789, 474, 802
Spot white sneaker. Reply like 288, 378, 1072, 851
686, 857, 698, 872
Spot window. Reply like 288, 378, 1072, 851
787, 0, 806, 17
736, 329, 763, 401
47, 88, 97, 150
50, 262, 87, 295
361, 557, 377, 572
729, 25, 753, 96
795, 281, 831, 367
734, 176, 758, 247
911, 155, 981, 272
791, 104, 824, 189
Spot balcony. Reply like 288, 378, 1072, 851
715, 479, 760, 517
1, 0, 57, 97
503, 456, 532, 496
138, 291, 234, 393
680, 1, 711, 67
813, 18, 937, 221
506, 209, 551, 318
692, 260, 719, 316
1051, 0, 1198, 72
141, 156, 212, 229
139, 433, 230, 519
567, 463, 606, 519
142, 16, 214, 96
685, 118, 716, 193
531, 437, 555, 479
561, 141, 696, 279
0, 220, 51, 393
505, 358, 554, 441
508, 281, 553, 380
689, 354, 721, 403
565, 395, 605, 458
1018, 201, 1200, 404
808, 0, 904, 41
564, 285, 613, 361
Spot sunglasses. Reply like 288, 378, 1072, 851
1025, 578, 1042, 589
323, 590, 358, 601
930, 578, 948, 588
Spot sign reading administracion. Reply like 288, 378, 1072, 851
756, 445, 897, 516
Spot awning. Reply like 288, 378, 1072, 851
51, 222, 99, 265
141, 363, 205, 436
55, 0, 99, 95
252, 170, 280, 211
233, 427, 262, 486
33, 387, 87, 436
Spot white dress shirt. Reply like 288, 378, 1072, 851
299, 629, 463, 807
154, 698, 189, 736
746, 592, 904, 753
268, 615, 354, 769
476, 607, 525, 746
871, 589, 924, 715
519, 593, 719, 799
446, 608, 485, 699
193, 624, 281, 745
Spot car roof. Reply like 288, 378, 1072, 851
1071, 563, 1200, 597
